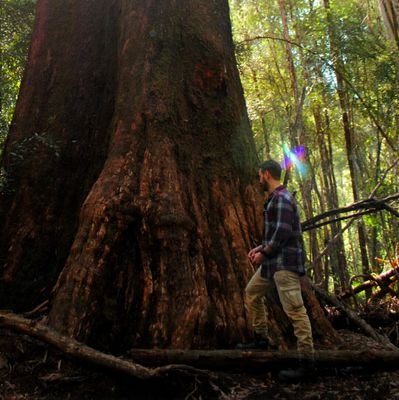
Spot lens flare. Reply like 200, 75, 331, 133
281, 143, 309, 178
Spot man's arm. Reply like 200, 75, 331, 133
261, 194, 294, 254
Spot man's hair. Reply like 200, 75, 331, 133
259, 160, 282, 180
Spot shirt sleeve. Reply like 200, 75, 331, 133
264, 194, 294, 253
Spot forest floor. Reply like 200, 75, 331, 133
1, 328, 399, 400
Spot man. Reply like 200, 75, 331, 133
238, 159, 313, 379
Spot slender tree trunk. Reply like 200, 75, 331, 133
261, 116, 271, 160
277, 0, 304, 146
276, 0, 321, 286
313, 102, 349, 291
0, 0, 338, 351
379, 0, 399, 48
312, 107, 329, 287
323, 0, 370, 289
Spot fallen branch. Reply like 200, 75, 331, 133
338, 264, 399, 301
1, 311, 399, 373
302, 193, 399, 232
310, 283, 398, 350
0, 311, 209, 380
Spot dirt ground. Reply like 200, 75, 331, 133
1, 329, 399, 400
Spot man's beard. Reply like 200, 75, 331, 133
261, 181, 269, 192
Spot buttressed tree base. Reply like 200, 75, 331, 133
0, 0, 338, 351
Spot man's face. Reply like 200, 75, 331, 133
258, 169, 269, 192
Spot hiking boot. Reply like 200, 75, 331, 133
236, 332, 272, 350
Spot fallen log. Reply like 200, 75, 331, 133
126, 347, 399, 369
1, 311, 399, 373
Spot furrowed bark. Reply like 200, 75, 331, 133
0, 0, 339, 352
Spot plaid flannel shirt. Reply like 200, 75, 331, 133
261, 185, 305, 279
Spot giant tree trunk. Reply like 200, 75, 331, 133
0, 0, 338, 351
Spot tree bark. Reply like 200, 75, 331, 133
0, 0, 119, 309
0, 0, 259, 350
0, 0, 338, 352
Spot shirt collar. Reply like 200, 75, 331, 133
269, 184, 285, 197
264, 185, 285, 206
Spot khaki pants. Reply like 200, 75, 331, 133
245, 267, 313, 352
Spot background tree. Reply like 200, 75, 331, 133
379, 0, 399, 47
0, 0, 35, 153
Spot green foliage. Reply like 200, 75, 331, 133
230, 0, 399, 288
0, 0, 36, 153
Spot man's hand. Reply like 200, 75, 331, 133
250, 251, 265, 266
248, 245, 264, 266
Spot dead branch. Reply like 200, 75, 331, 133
2, 311, 399, 373
0, 311, 209, 380
310, 282, 397, 350
302, 193, 399, 232
338, 265, 399, 301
